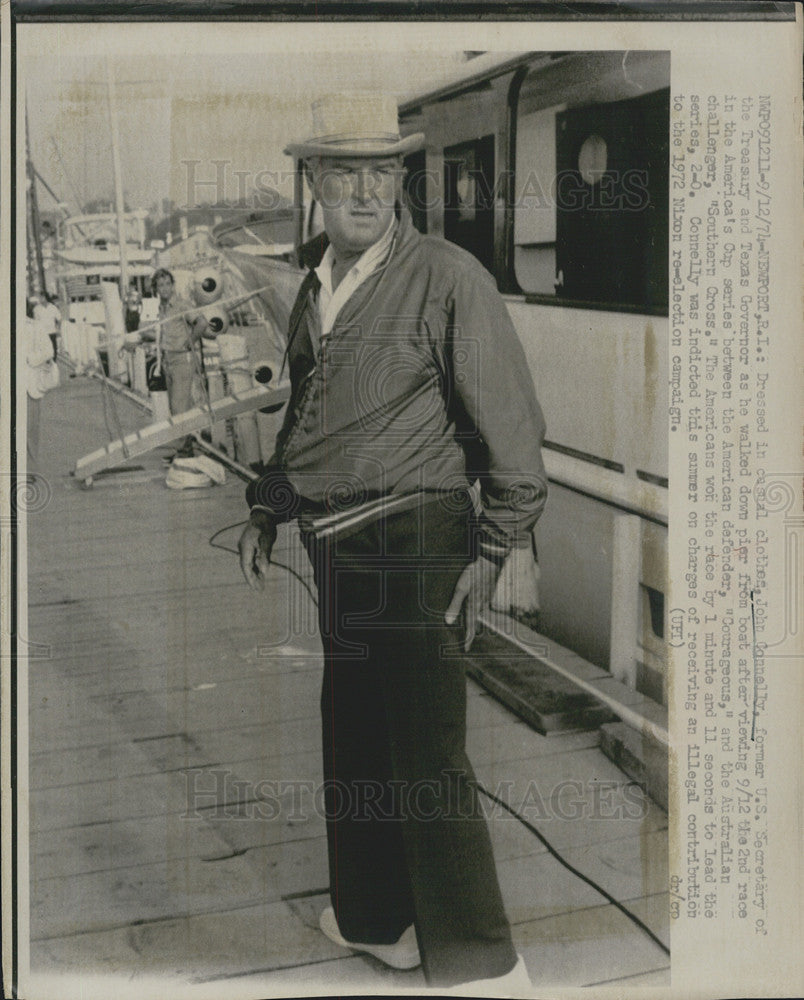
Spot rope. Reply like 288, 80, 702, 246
476, 784, 670, 957
207, 520, 318, 605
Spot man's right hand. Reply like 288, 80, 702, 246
238, 513, 278, 591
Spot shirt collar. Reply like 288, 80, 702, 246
314, 215, 397, 296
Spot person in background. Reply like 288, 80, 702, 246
34, 292, 62, 362
26, 297, 60, 468
138, 268, 207, 459
238, 93, 547, 992
124, 285, 143, 334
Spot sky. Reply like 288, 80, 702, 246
21, 31, 469, 218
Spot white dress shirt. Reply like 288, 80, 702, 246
313, 217, 397, 341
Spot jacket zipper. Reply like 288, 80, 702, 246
280, 219, 406, 461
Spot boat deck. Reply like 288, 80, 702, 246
25, 373, 670, 995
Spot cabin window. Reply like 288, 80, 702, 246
513, 105, 560, 296
442, 135, 495, 274
554, 89, 669, 310
513, 54, 669, 313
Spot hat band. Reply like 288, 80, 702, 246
310, 130, 402, 145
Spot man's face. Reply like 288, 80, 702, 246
312, 156, 402, 256
156, 275, 174, 302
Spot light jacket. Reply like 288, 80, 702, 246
247, 208, 547, 561
158, 294, 197, 352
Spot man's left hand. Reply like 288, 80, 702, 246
444, 554, 501, 652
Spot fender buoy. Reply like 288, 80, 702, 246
253, 362, 284, 412
201, 304, 229, 338
194, 267, 223, 305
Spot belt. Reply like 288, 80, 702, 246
300, 491, 426, 541
299, 489, 472, 543
249, 469, 473, 543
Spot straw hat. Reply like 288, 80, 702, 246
285, 92, 424, 159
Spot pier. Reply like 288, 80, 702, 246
26, 374, 669, 994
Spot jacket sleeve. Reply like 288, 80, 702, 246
245, 465, 301, 523
448, 266, 548, 565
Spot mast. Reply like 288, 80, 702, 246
50, 135, 85, 215
105, 57, 129, 297
25, 103, 47, 297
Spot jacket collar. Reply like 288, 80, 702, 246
298, 231, 330, 271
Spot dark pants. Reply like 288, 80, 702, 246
305, 495, 516, 987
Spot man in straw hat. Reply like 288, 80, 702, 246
239, 92, 546, 990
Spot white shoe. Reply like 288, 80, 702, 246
318, 905, 421, 970
451, 953, 531, 996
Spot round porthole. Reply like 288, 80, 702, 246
578, 134, 607, 185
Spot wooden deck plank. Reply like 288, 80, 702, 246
36, 671, 491, 740
28, 700, 324, 756
33, 762, 665, 893
513, 903, 670, 988
497, 851, 616, 925
30, 770, 191, 834
29, 683, 323, 762
25, 375, 669, 986
30, 666, 321, 726
195, 953, 423, 990
30, 501, 280, 539
29, 716, 321, 790
28, 644, 322, 688
28, 637, 322, 697
31, 838, 322, 942
588, 965, 671, 987
28, 576, 312, 619
468, 717, 600, 767
24, 625, 320, 677
30, 795, 326, 879
618, 892, 670, 950
29, 734, 213, 792
32, 902, 421, 987
473, 750, 668, 852
31, 678, 519, 764
30, 742, 322, 832
28, 610, 319, 678
558, 830, 669, 903
30, 811, 238, 881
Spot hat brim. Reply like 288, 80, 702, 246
284, 132, 425, 160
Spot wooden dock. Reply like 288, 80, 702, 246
25, 374, 670, 995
